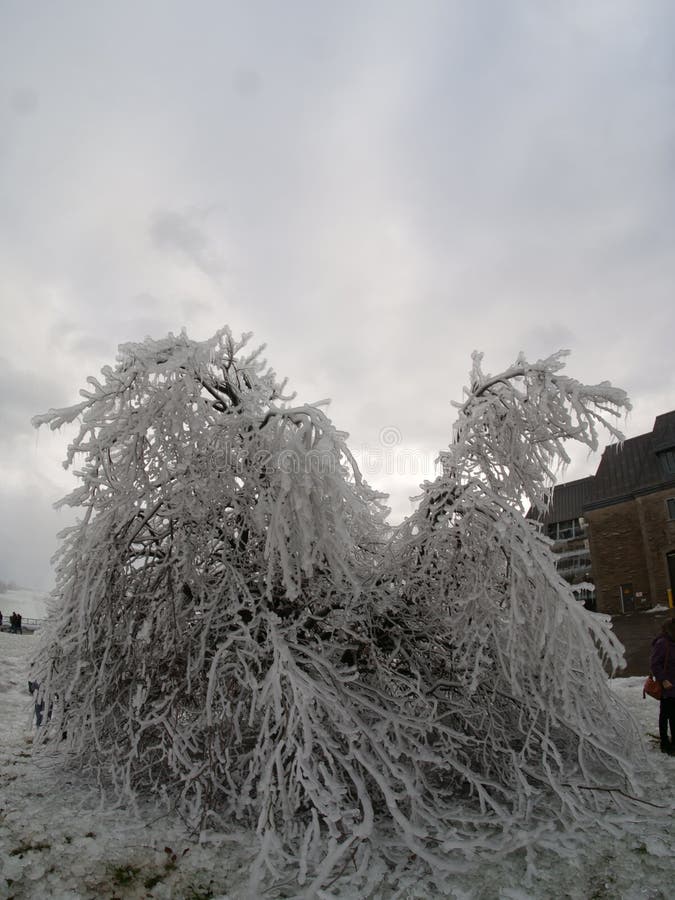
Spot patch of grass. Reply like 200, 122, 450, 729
185, 886, 215, 900
144, 872, 165, 890
110, 864, 141, 886
587, 858, 617, 900
10, 841, 51, 856
142, 847, 184, 891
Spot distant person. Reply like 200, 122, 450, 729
650, 618, 675, 755
10, 611, 18, 633
17, 612, 22, 634
0, 610, 3, 628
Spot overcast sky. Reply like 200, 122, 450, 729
1, 1, 674, 591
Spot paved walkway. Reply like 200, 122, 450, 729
610, 607, 674, 677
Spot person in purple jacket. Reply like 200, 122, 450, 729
650, 618, 675, 754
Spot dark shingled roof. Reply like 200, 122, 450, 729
652, 411, 675, 454
537, 477, 594, 525
587, 409, 675, 507
529, 410, 675, 523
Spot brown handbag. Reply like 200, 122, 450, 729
643, 674, 662, 701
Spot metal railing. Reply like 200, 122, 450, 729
0, 616, 45, 632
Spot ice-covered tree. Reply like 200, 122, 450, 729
375, 352, 639, 848
33, 334, 642, 892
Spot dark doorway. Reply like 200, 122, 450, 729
620, 582, 634, 613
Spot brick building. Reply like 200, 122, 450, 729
536, 411, 675, 615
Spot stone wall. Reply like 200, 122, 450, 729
636, 489, 675, 605
587, 489, 675, 614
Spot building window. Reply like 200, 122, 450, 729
658, 449, 675, 476
555, 553, 592, 574
668, 497, 675, 520
547, 518, 585, 541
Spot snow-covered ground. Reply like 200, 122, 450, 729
0, 631, 673, 899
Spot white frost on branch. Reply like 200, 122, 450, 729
447, 349, 631, 514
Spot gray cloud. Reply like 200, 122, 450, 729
516, 325, 576, 362
0, 357, 67, 443
0, 481, 74, 591
1, 1, 674, 588
150, 209, 229, 282
232, 68, 263, 99
9, 87, 39, 115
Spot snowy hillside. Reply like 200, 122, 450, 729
0, 631, 673, 898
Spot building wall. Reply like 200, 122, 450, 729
587, 500, 650, 614
636, 489, 675, 604
587, 489, 675, 614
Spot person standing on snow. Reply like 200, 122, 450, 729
650, 618, 675, 755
